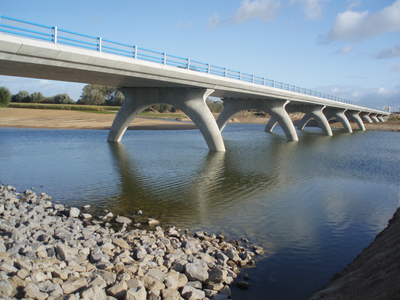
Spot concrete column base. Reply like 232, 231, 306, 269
288, 105, 332, 136
108, 88, 225, 152
217, 98, 298, 141
345, 110, 365, 131
324, 108, 352, 133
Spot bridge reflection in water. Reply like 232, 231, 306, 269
106, 135, 300, 230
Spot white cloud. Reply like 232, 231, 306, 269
332, 45, 353, 55
207, 13, 223, 30
347, 0, 361, 10
316, 83, 400, 109
231, 0, 282, 24
207, 0, 281, 30
319, 0, 400, 44
376, 44, 400, 59
292, 0, 325, 20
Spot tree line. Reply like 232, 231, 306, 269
0, 84, 224, 113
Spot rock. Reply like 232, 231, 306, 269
234, 281, 251, 290
81, 213, 92, 219
125, 286, 147, 300
253, 245, 264, 255
208, 266, 227, 283
148, 218, 160, 226
81, 285, 106, 300
112, 238, 132, 251
0, 262, 18, 274
24, 283, 49, 300
0, 281, 13, 297
38, 280, 63, 296
61, 277, 88, 294
97, 270, 116, 286
106, 280, 127, 299
225, 248, 241, 263
69, 207, 80, 218
161, 288, 182, 300
218, 285, 231, 297
181, 285, 205, 300
116, 215, 132, 224
185, 262, 209, 282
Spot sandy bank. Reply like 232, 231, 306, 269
0, 108, 197, 131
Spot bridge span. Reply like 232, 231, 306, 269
0, 16, 389, 152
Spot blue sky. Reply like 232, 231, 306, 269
1, 0, 399, 111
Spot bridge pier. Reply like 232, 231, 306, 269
360, 112, 373, 124
370, 113, 380, 122
377, 115, 385, 122
323, 108, 352, 133
345, 110, 365, 131
108, 88, 226, 152
287, 105, 333, 136
217, 98, 298, 141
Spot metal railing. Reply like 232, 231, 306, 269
0, 15, 381, 111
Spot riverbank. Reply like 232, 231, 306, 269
1, 108, 399, 132
308, 207, 400, 300
0, 183, 264, 299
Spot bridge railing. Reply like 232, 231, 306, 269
0, 15, 381, 111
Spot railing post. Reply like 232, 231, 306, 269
207, 63, 210, 74
98, 37, 102, 52
134, 46, 137, 59
273, 80, 275, 88
187, 58, 190, 69
252, 75, 254, 83
239, 71, 242, 80
225, 68, 227, 77
164, 53, 167, 65
263, 78, 265, 85
53, 26, 57, 44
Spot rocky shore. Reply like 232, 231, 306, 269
0, 184, 264, 300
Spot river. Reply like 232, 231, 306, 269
1, 124, 399, 299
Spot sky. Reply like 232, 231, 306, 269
1, 0, 399, 111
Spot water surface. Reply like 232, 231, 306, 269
1, 124, 399, 299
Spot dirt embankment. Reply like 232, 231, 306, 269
308, 207, 400, 300
0, 108, 197, 130
0, 108, 399, 132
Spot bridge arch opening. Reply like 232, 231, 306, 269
216, 98, 298, 141
107, 88, 225, 152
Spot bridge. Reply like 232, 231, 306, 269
0, 16, 389, 152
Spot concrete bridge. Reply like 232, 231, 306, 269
0, 16, 389, 152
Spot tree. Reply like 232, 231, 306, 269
13, 90, 30, 103
105, 91, 125, 106
30, 91, 45, 103
78, 84, 117, 105
0, 86, 11, 107
206, 98, 224, 113
53, 93, 75, 104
